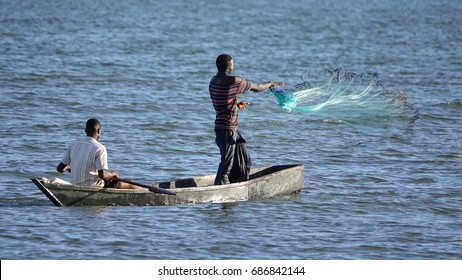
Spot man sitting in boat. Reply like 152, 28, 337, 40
56, 118, 142, 189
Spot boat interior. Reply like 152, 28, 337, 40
157, 165, 298, 189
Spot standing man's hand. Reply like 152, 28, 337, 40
271, 81, 284, 87
251, 81, 284, 92
237, 101, 251, 110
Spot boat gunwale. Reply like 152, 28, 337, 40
36, 164, 303, 195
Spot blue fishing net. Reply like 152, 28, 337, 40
268, 67, 419, 122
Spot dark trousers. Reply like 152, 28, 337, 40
214, 129, 252, 185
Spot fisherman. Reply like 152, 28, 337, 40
209, 54, 284, 185
56, 118, 142, 189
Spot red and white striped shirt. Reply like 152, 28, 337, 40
209, 74, 252, 131
61, 137, 108, 186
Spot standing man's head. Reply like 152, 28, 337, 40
85, 118, 101, 140
216, 54, 234, 74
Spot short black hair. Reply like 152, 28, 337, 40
85, 118, 101, 135
216, 54, 233, 72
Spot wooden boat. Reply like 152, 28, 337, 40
31, 164, 304, 207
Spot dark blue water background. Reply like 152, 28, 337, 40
1, 0, 461, 259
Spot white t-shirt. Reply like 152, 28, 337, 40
61, 137, 108, 186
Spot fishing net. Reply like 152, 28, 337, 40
268, 67, 419, 122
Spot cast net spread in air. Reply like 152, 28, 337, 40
268, 67, 419, 122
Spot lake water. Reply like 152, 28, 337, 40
0, 0, 461, 260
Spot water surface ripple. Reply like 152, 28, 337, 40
0, 0, 461, 259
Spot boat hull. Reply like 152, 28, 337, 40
32, 164, 304, 206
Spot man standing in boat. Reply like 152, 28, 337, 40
56, 118, 142, 189
209, 54, 284, 185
